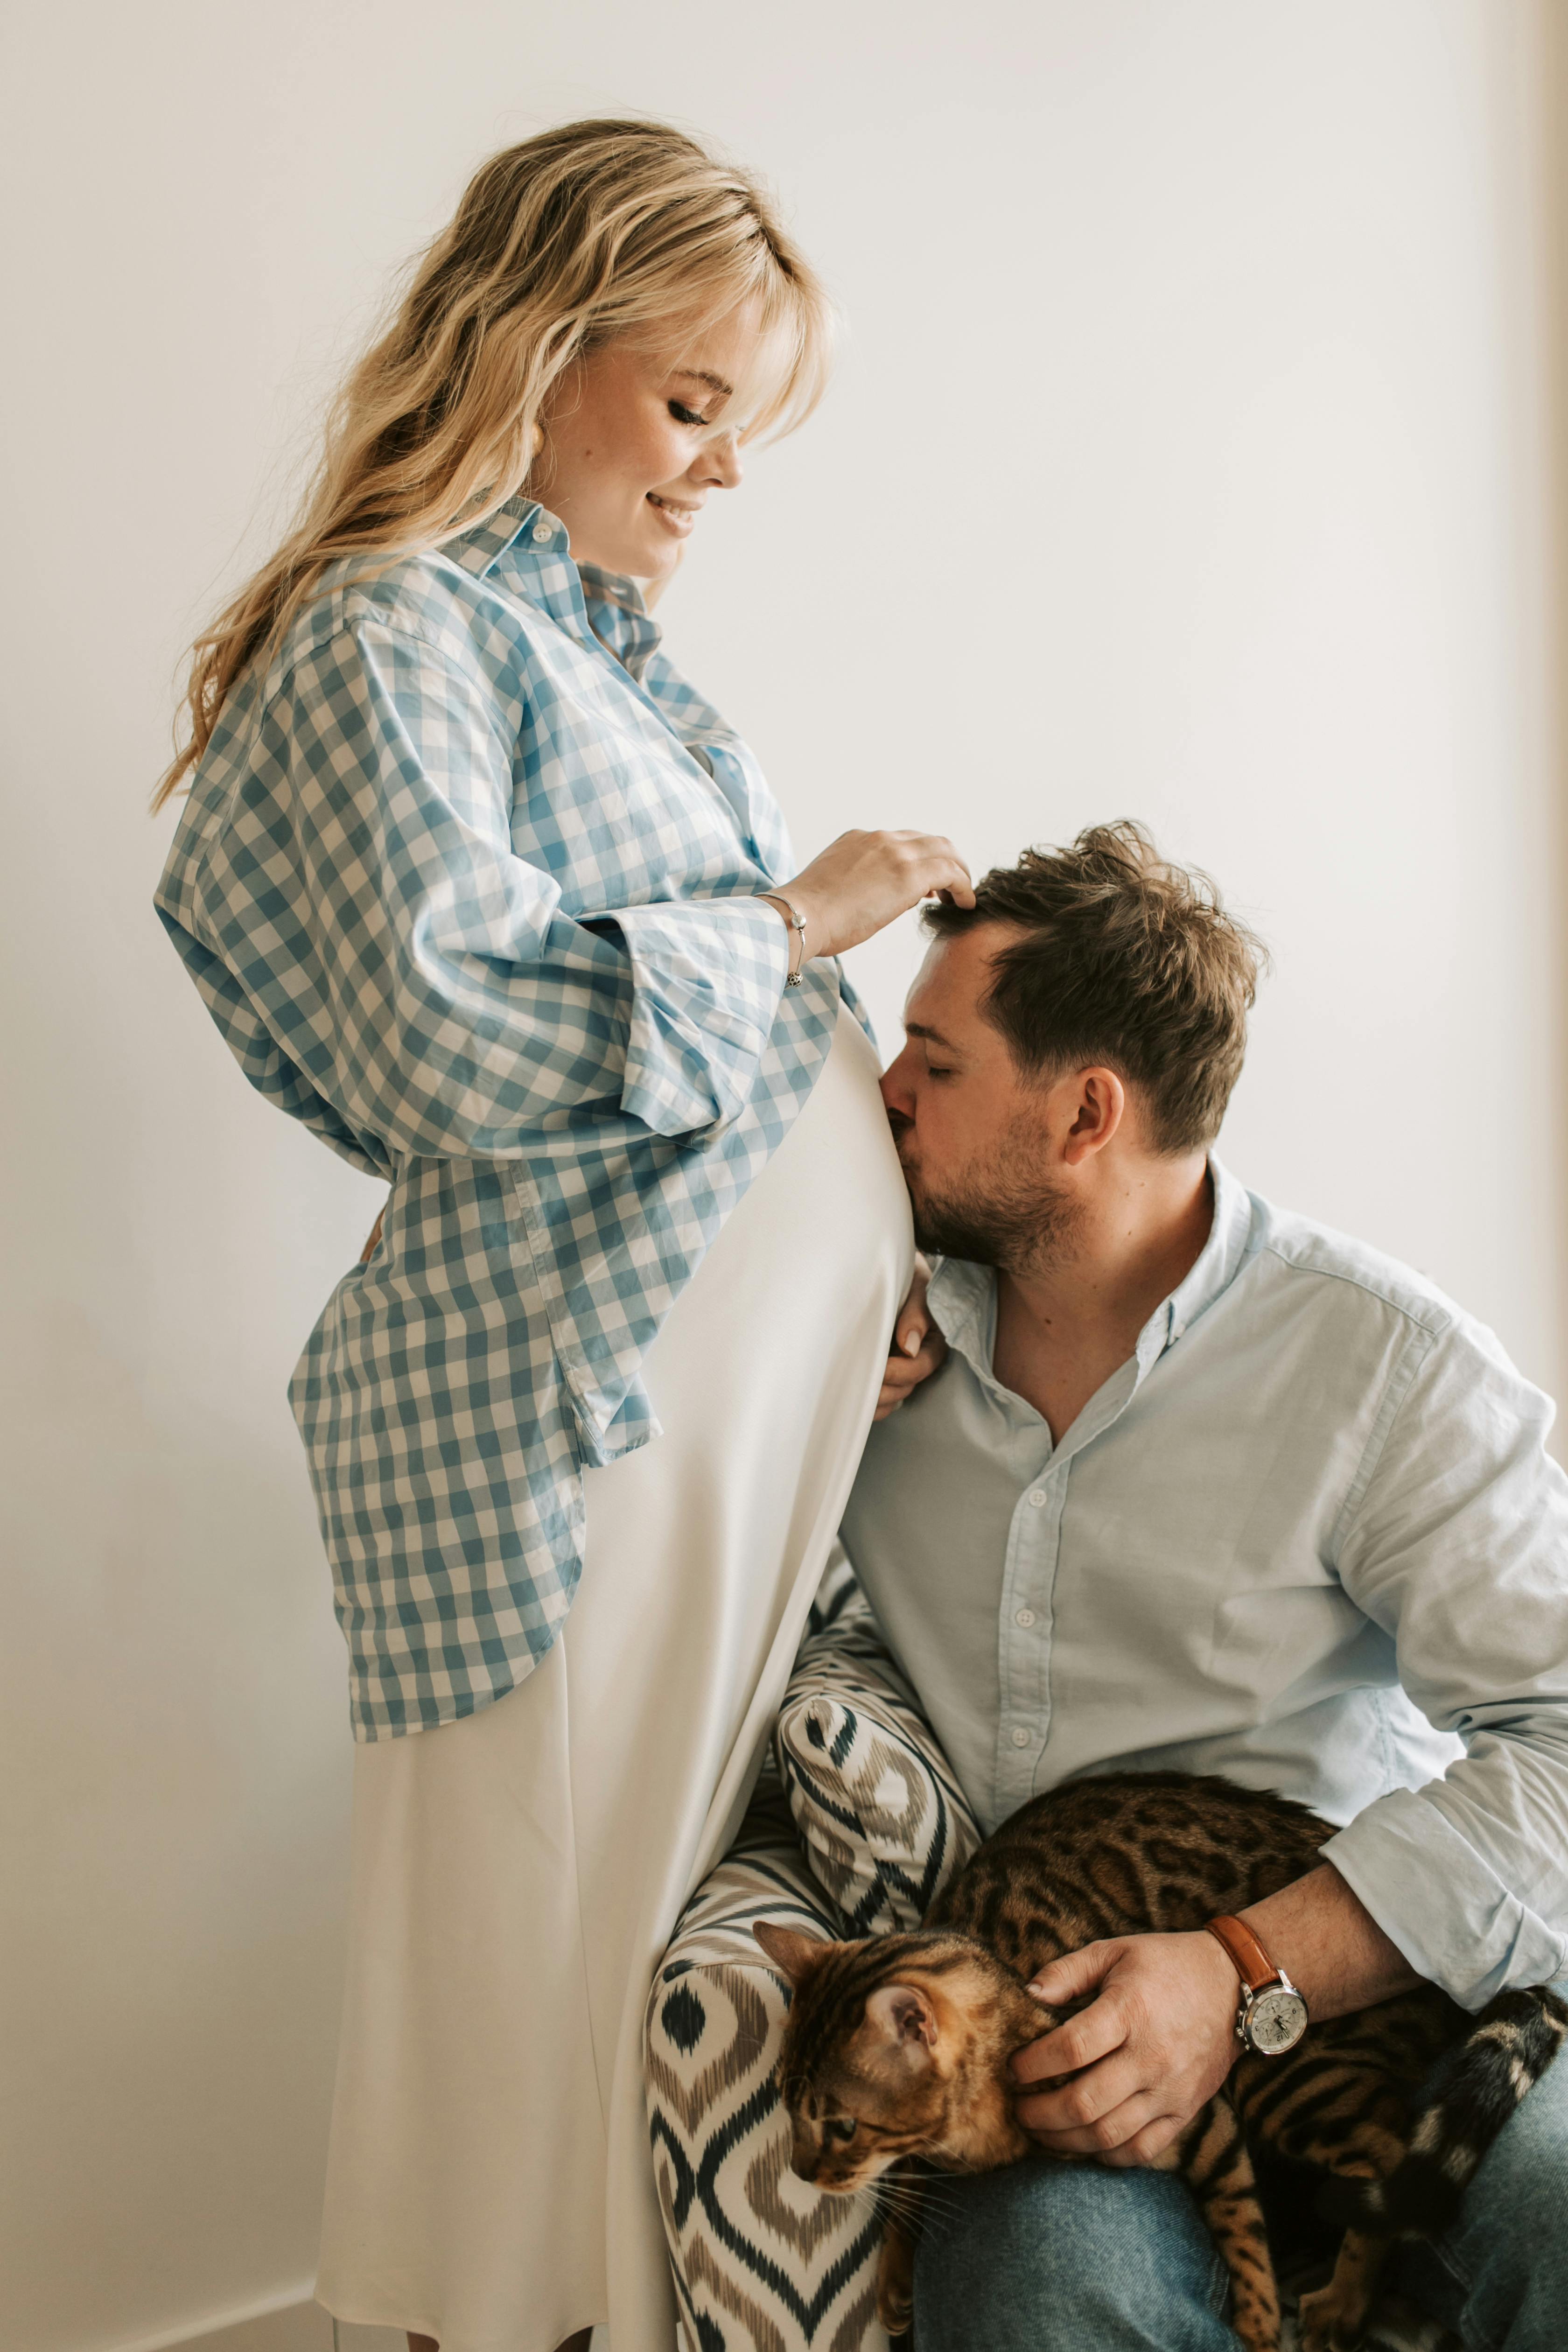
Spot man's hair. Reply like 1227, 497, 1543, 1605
923, 821, 1266, 1154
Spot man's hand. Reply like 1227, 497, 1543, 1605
876, 1258, 947, 1419
1009, 1866, 1421, 2168
1010, 1930, 1240, 2166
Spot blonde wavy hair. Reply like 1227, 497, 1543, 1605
153, 118, 832, 810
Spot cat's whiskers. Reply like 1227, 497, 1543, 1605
866, 2175, 927, 2220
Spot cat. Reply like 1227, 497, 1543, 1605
755, 1769, 1567, 2352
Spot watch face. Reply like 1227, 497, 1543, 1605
1247, 1986, 1309, 2055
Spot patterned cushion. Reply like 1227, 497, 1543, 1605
773, 1547, 981, 1934
644, 1762, 890, 2352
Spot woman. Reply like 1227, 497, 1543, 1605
154, 121, 962, 2352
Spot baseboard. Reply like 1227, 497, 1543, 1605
106, 2285, 327, 2352
107, 2288, 580, 2352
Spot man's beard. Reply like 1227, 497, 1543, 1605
895, 1115, 1083, 1276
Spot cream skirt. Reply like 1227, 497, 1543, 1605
316, 1004, 911, 2352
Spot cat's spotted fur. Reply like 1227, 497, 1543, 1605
756, 1770, 1566, 2352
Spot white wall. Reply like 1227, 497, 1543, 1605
2, 4, 1561, 2347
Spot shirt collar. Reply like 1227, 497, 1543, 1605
440, 492, 548, 578
437, 498, 663, 675
1158, 1155, 1253, 1351
577, 563, 662, 679
926, 1154, 1255, 1384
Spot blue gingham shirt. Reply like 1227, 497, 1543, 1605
843, 1160, 1568, 2009
157, 495, 856, 1739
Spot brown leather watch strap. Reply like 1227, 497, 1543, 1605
1204, 1913, 1281, 1992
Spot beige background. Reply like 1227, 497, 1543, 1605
2, 3, 1564, 2348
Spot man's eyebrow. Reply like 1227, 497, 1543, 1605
906, 1021, 962, 1053
672, 368, 735, 399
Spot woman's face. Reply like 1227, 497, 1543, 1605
536, 310, 760, 581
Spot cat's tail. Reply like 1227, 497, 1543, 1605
1319, 1986, 1568, 2240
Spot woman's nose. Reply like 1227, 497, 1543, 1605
695, 431, 743, 490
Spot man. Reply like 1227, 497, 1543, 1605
843, 822, 1568, 2351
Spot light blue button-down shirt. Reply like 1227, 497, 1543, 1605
157, 495, 856, 1740
841, 1160, 1568, 2009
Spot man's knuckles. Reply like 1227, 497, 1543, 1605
1057, 2079, 1105, 2129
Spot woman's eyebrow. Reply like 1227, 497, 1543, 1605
672, 367, 734, 399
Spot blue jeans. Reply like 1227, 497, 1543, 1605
912, 2020, 1568, 2352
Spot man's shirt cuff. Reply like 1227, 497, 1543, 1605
1323, 1786, 1568, 2009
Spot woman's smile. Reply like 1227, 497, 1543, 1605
646, 490, 702, 535
536, 314, 755, 580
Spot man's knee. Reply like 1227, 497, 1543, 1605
911, 2161, 1236, 2352
1404, 2038, 1568, 2351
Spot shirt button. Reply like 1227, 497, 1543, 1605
1027, 1489, 1047, 1508
1015, 1607, 1036, 1628
1010, 1726, 1032, 1748
532, 521, 553, 543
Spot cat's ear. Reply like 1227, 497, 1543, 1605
753, 1921, 838, 1985
862, 1982, 938, 2057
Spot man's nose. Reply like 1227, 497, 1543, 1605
880, 1050, 916, 1121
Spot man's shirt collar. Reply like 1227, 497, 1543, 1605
1161, 1155, 1255, 1351
926, 1155, 1255, 1390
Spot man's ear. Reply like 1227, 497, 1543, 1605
754, 1921, 839, 1985
1057, 1064, 1126, 1165
861, 1982, 938, 2060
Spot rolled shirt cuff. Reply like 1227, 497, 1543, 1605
602, 895, 792, 1137
1322, 1785, 1568, 2010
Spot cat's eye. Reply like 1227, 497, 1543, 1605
825, 2117, 858, 2143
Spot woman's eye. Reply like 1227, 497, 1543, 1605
668, 400, 708, 427
926, 1065, 954, 1080
826, 2118, 858, 2143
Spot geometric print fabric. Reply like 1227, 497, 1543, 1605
644, 1763, 891, 2352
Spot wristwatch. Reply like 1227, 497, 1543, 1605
1204, 1914, 1309, 2056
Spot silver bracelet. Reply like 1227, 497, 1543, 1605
758, 892, 809, 987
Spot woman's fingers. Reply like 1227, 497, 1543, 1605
777, 830, 973, 958
873, 1328, 945, 1419
882, 832, 975, 915
894, 1255, 933, 1354
876, 1265, 946, 1418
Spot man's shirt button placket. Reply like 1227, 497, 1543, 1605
997, 1463, 1060, 1818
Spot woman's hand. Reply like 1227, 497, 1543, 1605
875, 1257, 947, 1420
1009, 1931, 1241, 2167
776, 831, 974, 961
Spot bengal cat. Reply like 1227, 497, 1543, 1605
755, 1770, 1566, 2352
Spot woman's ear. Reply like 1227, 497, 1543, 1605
753, 1921, 840, 1985
860, 1982, 938, 2062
